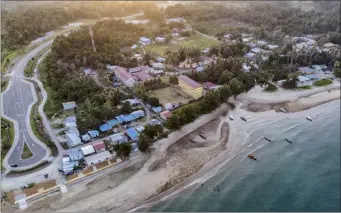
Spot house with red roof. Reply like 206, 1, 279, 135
160, 111, 173, 120
92, 141, 106, 153
113, 66, 136, 87
133, 71, 153, 82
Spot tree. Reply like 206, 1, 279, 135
113, 143, 132, 158
143, 53, 152, 66
333, 61, 341, 78
121, 101, 132, 114
169, 75, 178, 84
165, 114, 181, 130
222, 46, 233, 58
229, 78, 242, 95
147, 96, 160, 107
138, 134, 152, 153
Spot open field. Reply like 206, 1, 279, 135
147, 86, 192, 105
146, 34, 220, 56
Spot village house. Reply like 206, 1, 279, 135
152, 62, 164, 70
113, 66, 136, 88
160, 111, 173, 120
62, 101, 76, 111
155, 36, 166, 43
126, 128, 139, 141
92, 141, 106, 153
139, 37, 152, 46
202, 82, 220, 91
297, 75, 314, 87
131, 110, 145, 119
81, 145, 96, 157
67, 148, 84, 161
122, 99, 140, 106
62, 156, 79, 175
148, 119, 162, 126
133, 71, 153, 82
151, 106, 163, 113
110, 133, 128, 145
178, 75, 203, 99
166, 17, 185, 24
164, 102, 180, 111
81, 134, 91, 142
85, 150, 112, 166
84, 68, 92, 75
128, 66, 151, 73
66, 133, 82, 148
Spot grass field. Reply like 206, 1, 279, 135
147, 86, 192, 105
21, 143, 33, 159
313, 78, 333, 86
1, 117, 14, 171
146, 34, 220, 56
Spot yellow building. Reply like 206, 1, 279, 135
178, 75, 203, 99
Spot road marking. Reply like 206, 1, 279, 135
17, 146, 20, 150
32, 143, 35, 147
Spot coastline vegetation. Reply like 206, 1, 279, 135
1, 117, 14, 171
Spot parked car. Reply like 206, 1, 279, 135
10, 164, 18, 168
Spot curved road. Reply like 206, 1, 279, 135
2, 40, 53, 168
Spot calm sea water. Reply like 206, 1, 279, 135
148, 102, 340, 212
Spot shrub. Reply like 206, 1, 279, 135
313, 78, 332, 86
264, 82, 278, 92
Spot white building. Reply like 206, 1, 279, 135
85, 150, 112, 166
81, 145, 96, 156
139, 37, 152, 45
297, 75, 313, 87
155, 36, 166, 43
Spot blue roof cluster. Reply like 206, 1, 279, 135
116, 114, 136, 124
126, 128, 139, 141
152, 106, 163, 113
99, 124, 112, 132
88, 130, 99, 138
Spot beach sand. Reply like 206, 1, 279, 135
12, 85, 340, 213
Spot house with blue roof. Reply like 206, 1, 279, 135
126, 128, 139, 141
88, 130, 99, 138
131, 110, 145, 119
81, 134, 91, 142
116, 114, 135, 124
152, 106, 163, 113
298, 67, 315, 74
107, 119, 119, 127
67, 148, 84, 161
99, 124, 112, 132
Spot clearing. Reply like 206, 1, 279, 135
147, 86, 192, 105
146, 34, 220, 56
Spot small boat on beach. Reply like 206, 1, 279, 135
240, 116, 247, 122
248, 154, 257, 161
285, 138, 292, 144
229, 115, 234, 120
264, 137, 272, 142
306, 116, 313, 121
280, 107, 287, 113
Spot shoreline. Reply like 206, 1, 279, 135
9, 88, 340, 213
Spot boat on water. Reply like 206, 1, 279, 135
264, 137, 272, 142
285, 138, 292, 144
229, 115, 234, 120
240, 116, 247, 121
248, 154, 257, 160
306, 116, 313, 121
280, 107, 287, 113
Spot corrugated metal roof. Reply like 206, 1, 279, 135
126, 128, 139, 141
114, 66, 134, 82
178, 75, 202, 88
133, 71, 153, 82
99, 124, 112, 132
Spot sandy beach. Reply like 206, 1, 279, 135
5, 84, 339, 213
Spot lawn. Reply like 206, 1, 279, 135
147, 86, 192, 105
146, 34, 220, 56
21, 143, 33, 159
313, 78, 333, 87
1, 117, 14, 171
298, 85, 312, 90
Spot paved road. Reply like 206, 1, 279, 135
2, 40, 53, 167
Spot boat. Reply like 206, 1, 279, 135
229, 115, 234, 120
285, 138, 292, 144
264, 137, 272, 142
280, 107, 287, 113
240, 116, 247, 121
306, 116, 313, 121
248, 154, 257, 160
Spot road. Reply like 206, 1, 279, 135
2, 40, 54, 168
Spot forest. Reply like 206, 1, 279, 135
1, 1, 154, 51
165, 2, 340, 44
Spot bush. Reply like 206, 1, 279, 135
313, 78, 333, 86
264, 82, 278, 92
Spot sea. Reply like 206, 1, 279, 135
147, 101, 340, 212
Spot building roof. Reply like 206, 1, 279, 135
62, 101, 76, 110
202, 82, 217, 89
82, 134, 91, 141
88, 130, 99, 138
136, 126, 145, 133
65, 116, 77, 123
123, 99, 140, 105
129, 66, 150, 73
152, 106, 163, 113
110, 133, 128, 143
114, 66, 135, 82
195, 66, 205, 72
245, 52, 256, 58
116, 114, 135, 123
298, 67, 315, 74
298, 75, 310, 82
66, 133, 81, 143
140, 37, 151, 42
250, 47, 264, 53
85, 150, 112, 165
157, 57, 166, 62
84, 68, 92, 75
99, 124, 112, 132
131, 110, 145, 119
126, 128, 139, 141
148, 119, 162, 126
107, 119, 119, 127
93, 141, 106, 150
81, 145, 95, 156
160, 111, 172, 119
305, 74, 318, 80
67, 148, 84, 159
133, 71, 153, 82
178, 75, 202, 89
